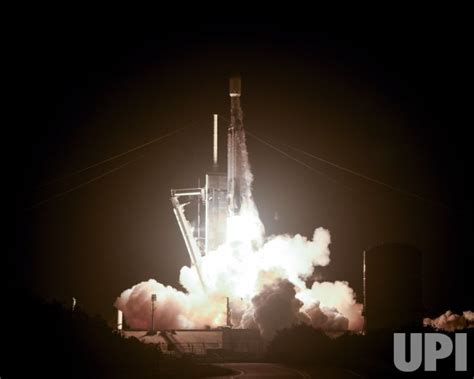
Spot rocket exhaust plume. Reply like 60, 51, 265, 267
115, 77, 363, 338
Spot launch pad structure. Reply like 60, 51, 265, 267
170, 76, 243, 289
121, 77, 264, 358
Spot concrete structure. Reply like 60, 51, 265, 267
363, 243, 423, 332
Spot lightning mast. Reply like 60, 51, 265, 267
205, 114, 227, 254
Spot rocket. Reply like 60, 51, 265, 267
227, 76, 245, 215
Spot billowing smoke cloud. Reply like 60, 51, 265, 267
423, 310, 474, 332
238, 279, 357, 340
244, 279, 308, 340
297, 281, 364, 331
115, 279, 227, 330
115, 224, 364, 337
304, 302, 349, 332
115, 93, 363, 338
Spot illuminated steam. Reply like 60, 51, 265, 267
423, 310, 474, 332
115, 204, 364, 337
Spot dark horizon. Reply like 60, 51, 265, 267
9, 25, 472, 322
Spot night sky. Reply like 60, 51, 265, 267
9, 23, 472, 323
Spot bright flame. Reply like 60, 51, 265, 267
226, 213, 264, 245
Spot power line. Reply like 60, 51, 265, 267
27, 155, 144, 210
221, 115, 456, 211
202, 116, 460, 213
286, 144, 454, 211
245, 130, 344, 187
220, 113, 353, 190
37, 126, 188, 188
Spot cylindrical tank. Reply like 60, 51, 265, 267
363, 243, 422, 332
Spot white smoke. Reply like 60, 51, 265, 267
115, 97, 363, 338
423, 310, 474, 332
115, 222, 364, 337
297, 281, 364, 331
114, 279, 228, 330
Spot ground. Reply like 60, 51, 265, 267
208, 363, 365, 378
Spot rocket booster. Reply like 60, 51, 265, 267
227, 76, 245, 215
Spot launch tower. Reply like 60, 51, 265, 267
170, 77, 243, 287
